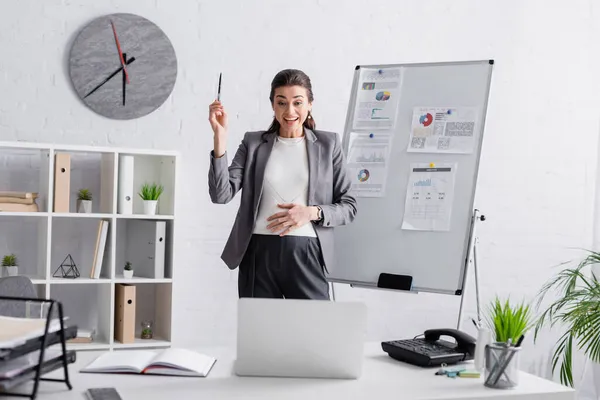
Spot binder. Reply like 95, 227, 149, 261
90, 220, 109, 279
118, 155, 134, 214
53, 153, 71, 213
114, 284, 136, 344
125, 220, 166, 279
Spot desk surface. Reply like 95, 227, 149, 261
8, 343, 575, 400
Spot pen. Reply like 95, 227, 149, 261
470, 317, 480, 330
217, 72, 222, 101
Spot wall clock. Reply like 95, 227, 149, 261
69, 13, 177, 120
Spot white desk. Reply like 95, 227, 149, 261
7, 343, 575, 400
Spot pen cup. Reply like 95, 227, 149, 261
484, 342, 521, 389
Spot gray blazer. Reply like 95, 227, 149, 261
208, 128, 357, 272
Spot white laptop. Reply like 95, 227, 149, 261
234, 298, 367, 379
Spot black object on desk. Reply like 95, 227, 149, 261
0, 296, 77, 400
381, 328, 476, 367
85, 388, 123, 400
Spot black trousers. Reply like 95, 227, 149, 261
238, 234, 330, 300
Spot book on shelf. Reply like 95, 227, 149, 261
81, 348, 217, 377
0, 191, 38, 199
90, 220, 109, 279
67, 328, 94, 344
0, 203, 39, 212
0, 197, 36, 205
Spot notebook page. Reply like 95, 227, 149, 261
82, 350, 156, 373
147, 348, 215, 375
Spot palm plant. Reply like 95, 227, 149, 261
534, 250, 600, 387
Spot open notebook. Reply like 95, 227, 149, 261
81, 348, 217, 377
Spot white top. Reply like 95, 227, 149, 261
253, 135, 316, 237
33, 343, 575, 400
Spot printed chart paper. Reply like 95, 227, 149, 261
408, 107, 478, 154
352, 68, 403, 130
346, 132, 393, 197
401, 163, 457, 231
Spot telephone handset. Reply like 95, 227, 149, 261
381, 328, 477, 367
424, 328, 476, 357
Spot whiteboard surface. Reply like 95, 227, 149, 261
329, 60, 493, 295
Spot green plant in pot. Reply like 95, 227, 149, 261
483, 297, 534, 388
123, 261, 134, 279
2, 254, 19, 277
138, 183, 164, 216
485, 297, 534, 344
77, 188, 93, 213
534, 250, 600, 387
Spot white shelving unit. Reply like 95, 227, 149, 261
0, 141, 179, 352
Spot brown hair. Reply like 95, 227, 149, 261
267, 69, 316, 133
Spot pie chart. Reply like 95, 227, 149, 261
358, 169, 370, 182
419, 113, 433, 127
375, 91, 391, 101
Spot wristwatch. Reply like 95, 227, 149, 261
315, 206, 323, 222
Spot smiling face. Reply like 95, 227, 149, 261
272, 85, 312, 137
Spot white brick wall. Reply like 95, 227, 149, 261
2, 0, 600, 387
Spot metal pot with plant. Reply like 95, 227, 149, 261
2, 254, 19, 277
138, 183, 164, 215
124, 261, 134, 279
77, 188, 93, 213
483, 297, 534, 389
534, 251, 600, 388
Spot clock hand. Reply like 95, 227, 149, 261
122, 53, 127, 106
84, 57, 136, 99
110, 20, 130, 84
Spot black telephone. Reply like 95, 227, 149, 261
381, 328, 477, 367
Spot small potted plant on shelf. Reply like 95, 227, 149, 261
2, 254, 19, 277
124, 261, 134, 279
77, 188, 93, 213
138, 183, 164, 215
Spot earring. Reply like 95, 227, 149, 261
308, 112, 312, 119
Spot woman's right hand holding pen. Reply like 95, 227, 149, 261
209, 100, 228, 158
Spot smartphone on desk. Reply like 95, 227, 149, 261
85, 387, 122, 400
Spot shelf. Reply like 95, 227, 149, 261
0, 147, 50, 213
0, 215, 48, 278
66, 340, 111, 351
49, 278, 111, 284
117, 153, 176, 216
115, 219, 172, 280
116, 214, 174, 220
51, 217, 112, 280
52, 150, 115, 214
50, 284, 112, 350
0, 212, 49, 217
114, 276, 172, 283
52, 212, 113, 219
113, 337, 171, 349
1, 141, 178, 353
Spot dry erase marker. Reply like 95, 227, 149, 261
217, 73, 222, 101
